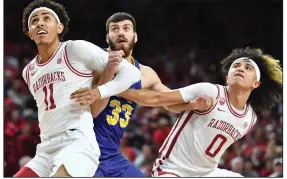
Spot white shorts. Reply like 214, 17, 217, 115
152, 167, 243, 177
201, 168, 243, 177
152, 159, 243, 177
25, 129, 100, 177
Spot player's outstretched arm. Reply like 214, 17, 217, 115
138, 65, 195, 113
164, 101, 207, 112
119, 89, 183, 107
118, 89, 213, 112
119, 83, 218, 110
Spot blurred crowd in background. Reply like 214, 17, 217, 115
4, 0, 283, 177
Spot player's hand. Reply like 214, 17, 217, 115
106, 50, 125, 76
70, 87, 100, 105
191, 94, 215, 111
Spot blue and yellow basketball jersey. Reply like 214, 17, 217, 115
93, 49, 142, 159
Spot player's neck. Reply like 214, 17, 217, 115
125, 50, 134, 64
125, 55, 133, 64
37, 40, 60, 64
226, 86, 250, 110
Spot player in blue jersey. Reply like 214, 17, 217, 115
91, 12, 172, 177
71, 12, 213, 177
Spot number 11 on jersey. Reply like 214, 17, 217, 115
43, 84, 56, 111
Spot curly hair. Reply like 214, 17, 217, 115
221, 48, 282, 113
106, 12, 136, 33
22, 0, 70, 41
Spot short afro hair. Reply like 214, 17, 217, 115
22, 0, 70, 41
221, 48, 282, 114
106, 12, 136, 33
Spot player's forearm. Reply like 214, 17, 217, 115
164, 103, 196, 113
119, 89, 185, 107
97, 60, 141, 99
91, 72, 114, 117
119, 84, 201, 107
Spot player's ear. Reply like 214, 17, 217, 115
253, 81, 260, 89
106, 34, 109, 44
28, 31, 33, 40
226, 76, 229, 85
57, 23, 64, 34
134, 32, 138, 43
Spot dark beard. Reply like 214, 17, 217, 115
108, 36, 135, 58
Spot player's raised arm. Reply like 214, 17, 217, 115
67, 40, 141, 100
90, 54, 122, 117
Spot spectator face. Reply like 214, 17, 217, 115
142, 144, 152, 157
244, 161, 254, 172
274, 163, 283, 173
231, 158, 243, 173
11, 110, 20, 122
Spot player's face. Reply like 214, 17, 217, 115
227, 61, 260, 90
28, 10, 63, 46
107, 20, 137, 57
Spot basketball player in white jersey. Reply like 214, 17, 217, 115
72, 48, 282, 177
14, 0, 141, 177
124, 48, 282, 177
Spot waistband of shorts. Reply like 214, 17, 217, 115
40, 128, 77, 141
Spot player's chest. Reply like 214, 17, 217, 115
28, 59, 71, 95
29, 57, 66, 78
194, 103, 251, 141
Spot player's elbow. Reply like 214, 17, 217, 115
142, 92, 164, 107
91, 104, 106, 118
163, 105, 181, 113
92, 110, 100, 118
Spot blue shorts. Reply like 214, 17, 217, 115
94, 153, 144, 177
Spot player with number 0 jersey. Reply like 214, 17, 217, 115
112, 48, 282, 177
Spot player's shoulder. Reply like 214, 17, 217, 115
239, 104, 257, 125
23, 57, 37, 71
66, 40, 91, 48
198, 82, 221, 92
22, 58, 37, 82
66, 40, 105, 54
139, 64, 157, 76
248, 105, 257, 119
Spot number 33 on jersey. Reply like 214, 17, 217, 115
106, 98, 134, 128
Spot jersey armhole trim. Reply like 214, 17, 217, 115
245, 110, 256, 136
26, 63, 31, 88
63, 46, 94, 77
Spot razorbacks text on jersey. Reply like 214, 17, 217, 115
152, 84, 257, 177
93, 49, 143, 177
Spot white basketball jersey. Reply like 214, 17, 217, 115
22, 41, 95, 140
153, 85, 257, 176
